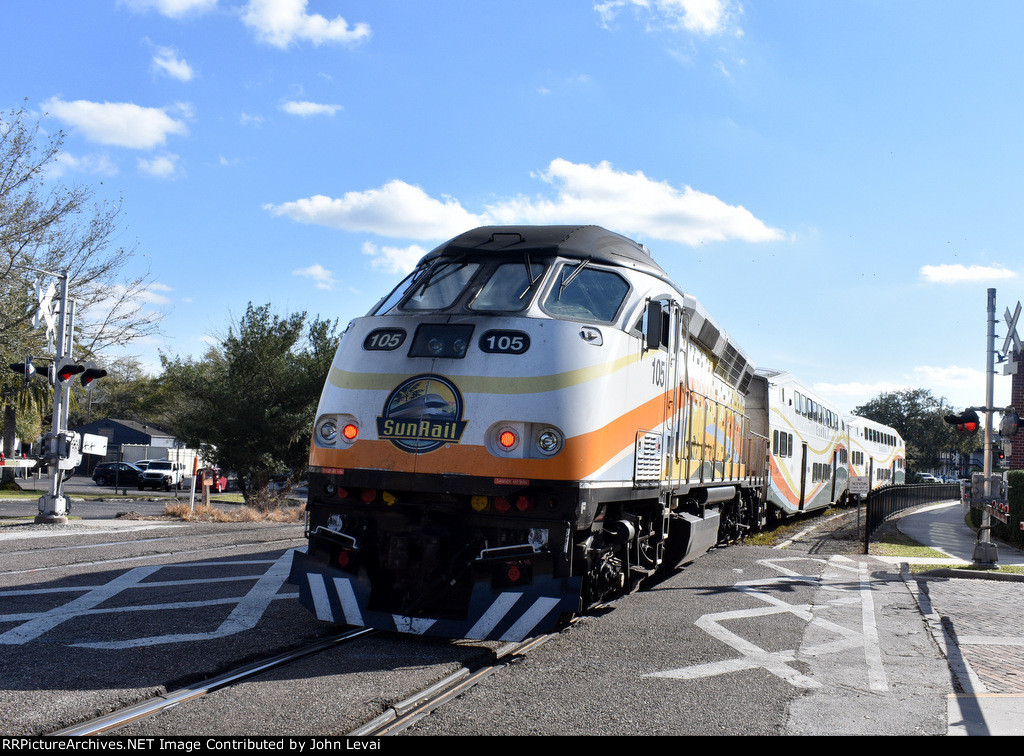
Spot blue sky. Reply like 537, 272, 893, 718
5, 0, 1022, 415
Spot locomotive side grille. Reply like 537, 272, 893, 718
633, 431, 662, 487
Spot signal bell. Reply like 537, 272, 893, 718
944, 408, 980, 434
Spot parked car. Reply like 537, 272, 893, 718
133, 459, 161, 471
918, 473, 940, 483
92, 462, 143, 487
138, 460, 187, 491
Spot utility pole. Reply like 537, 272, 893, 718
973, 289, 999, 568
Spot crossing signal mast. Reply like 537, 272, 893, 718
953, 289, 1023, 569
7, 267, 109, 523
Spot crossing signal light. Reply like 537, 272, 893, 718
944, 409, 980, 433
80, 363, 107, 390
8, 358, 37, 383
54, 360, 85, 387
999, 409, 1019, 438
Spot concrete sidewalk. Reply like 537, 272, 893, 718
893, 501, 1024, 736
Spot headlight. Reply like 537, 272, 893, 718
320, 420, 337, 442
536, 428, 563, 455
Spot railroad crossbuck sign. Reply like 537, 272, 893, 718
1004, 301, 1022, 375
32, 280, 58, 346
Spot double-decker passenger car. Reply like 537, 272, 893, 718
748, 369, 850, 516
846, 415, 906, 490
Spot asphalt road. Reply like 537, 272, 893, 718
0, 509, 957, 736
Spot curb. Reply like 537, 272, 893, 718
915, 567, 1024, 583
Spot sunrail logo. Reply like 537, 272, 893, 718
377, 374, 467, 453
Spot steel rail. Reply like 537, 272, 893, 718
351, 625, 573, 736
49, 628, 377, 736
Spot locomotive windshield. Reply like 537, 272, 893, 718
371, 253, 629, 324
469, 262, 547, 311
402, 262, 480, 310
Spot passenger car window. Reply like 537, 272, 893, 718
543, 264, 629, 323
470, 262, 547, 311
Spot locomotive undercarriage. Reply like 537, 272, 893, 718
296, 470, 768, 637
301, 471, 578, 624
578, 484, 767, 607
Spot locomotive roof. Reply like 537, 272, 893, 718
424, 225, 669, 277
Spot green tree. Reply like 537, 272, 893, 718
852, 388, 976, 474
68, 355, 169, 427
160, 303, 338, 502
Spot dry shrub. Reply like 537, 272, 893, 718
163, 500, 305, 523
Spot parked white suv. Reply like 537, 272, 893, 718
139, 460, 187, 491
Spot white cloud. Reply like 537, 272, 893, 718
362, 242, 428, 275
44, 98, 189, 149
265, 159, 783, 246
292, 263, 336, 290
487, 159, 784, 245
240, 112, 265, 127
242, 0, 371, 48
814, 363, 999, 415
265, 180, 485, 240
152, 46, 195, 81
121, 0, 217, 17
596, 0, 742, 37
138, 152, 181, 178
280, 100, 342, 117
138, 282, 174, 305
50, 151, 119, 177
920, 263, 1018, 284
912, 365, 984, 393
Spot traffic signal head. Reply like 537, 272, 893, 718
80, 364, 107, 390
54, 359, 84, 387
944, 408, 980, 433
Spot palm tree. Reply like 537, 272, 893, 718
1, 374, 50, 485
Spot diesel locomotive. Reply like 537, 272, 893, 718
288, 225, 903, 641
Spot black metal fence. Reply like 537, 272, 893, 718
862, 483, 961, 554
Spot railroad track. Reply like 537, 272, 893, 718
351, 630, 565, 736
49, 618, 578, 737
49, 628, 376, 736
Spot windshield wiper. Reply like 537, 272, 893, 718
518, 252, 544, 300
557, 257, 591, 300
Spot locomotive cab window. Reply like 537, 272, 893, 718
400, 262, 481, 311
469, 262, 548, 312
543, 263, 629, 324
